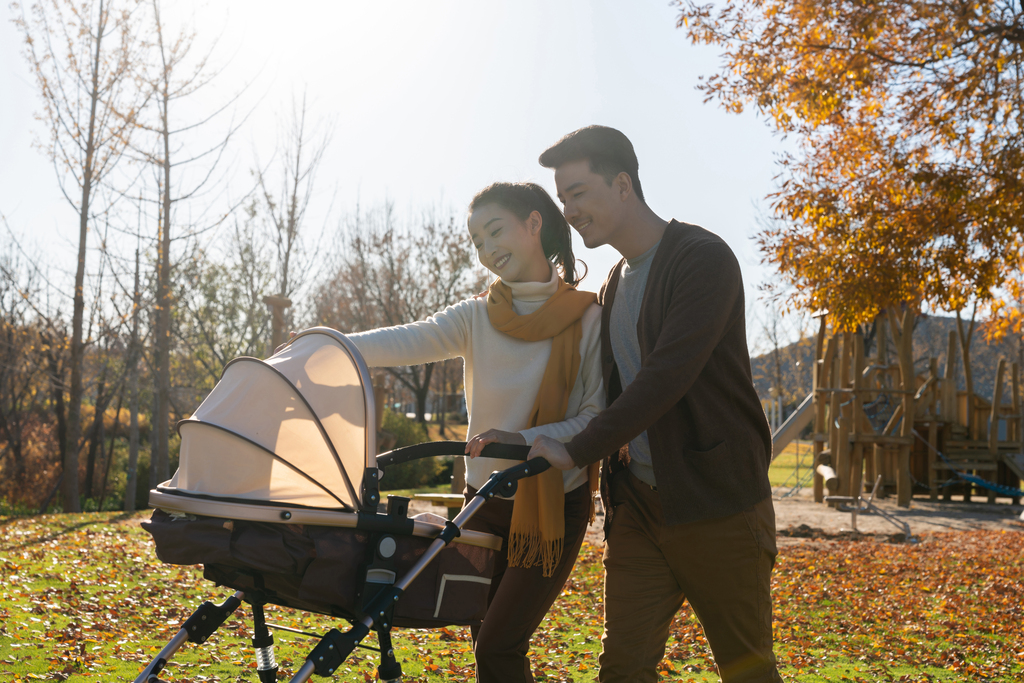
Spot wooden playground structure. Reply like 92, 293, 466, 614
772, 308, 1024, 507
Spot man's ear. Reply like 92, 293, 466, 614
615, 172, 633, 201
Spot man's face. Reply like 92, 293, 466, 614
554, 159, 624, 249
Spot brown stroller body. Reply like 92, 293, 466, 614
136, 328, 548, 683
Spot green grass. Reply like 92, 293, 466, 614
2, 512, 1022, 681
769, 440, 816, 489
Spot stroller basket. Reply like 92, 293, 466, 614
136, 328, 549, 683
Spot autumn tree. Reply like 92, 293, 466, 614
314, 204, 487, 422
14, 0, 149, 511
676, 0, 1024, 331
0, 248, 47, 494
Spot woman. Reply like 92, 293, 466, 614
346, 181, 604, 683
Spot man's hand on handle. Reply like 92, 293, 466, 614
528, 434, 574, 470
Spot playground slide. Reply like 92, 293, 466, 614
770, 393, 814, 462
1004, 453, 1024, 481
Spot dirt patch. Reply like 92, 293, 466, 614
394, 487, 1024, 549
579, 488, 1023, 547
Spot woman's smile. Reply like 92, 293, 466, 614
468, 202, 550, 283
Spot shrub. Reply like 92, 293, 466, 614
379, 409, 444, 490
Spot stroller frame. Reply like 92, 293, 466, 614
134, 328, 552, 683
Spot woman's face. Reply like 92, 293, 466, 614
467, 203, 551, 283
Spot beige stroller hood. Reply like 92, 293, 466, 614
163, 328, 375, 512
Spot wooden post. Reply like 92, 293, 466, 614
899, 308, 916, 507
1012, 362, 1021, 444
828, 336, 842, 503
877, 315, 888, 366
451, 456, 467, 495
989, 359, 1006, 456
850, 333, 866, 497
925, 357, 938, 500
944, 331, 958, 422
263, 295, 293, 353
1012, 362, 1021, 505
943, 331, 959, 502
373, 372, 387, 430
888, 307, 916, 507
836, 332, 853, 497
987, 359, 1006, 503
814, 329, 837, 502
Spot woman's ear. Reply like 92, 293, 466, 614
528, 210, 543, 235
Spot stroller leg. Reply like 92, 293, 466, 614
134, 591, 245, 683
251, 602, 279, 683
288, 622, 372, 683
376, 627, 402, 682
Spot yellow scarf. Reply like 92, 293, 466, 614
487, 275, 598, 577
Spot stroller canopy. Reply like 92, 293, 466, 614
167, 328, 375, 511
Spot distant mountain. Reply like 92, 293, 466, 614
751, 314, 1022, 409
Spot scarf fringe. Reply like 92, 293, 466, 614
508, 530, 563, 578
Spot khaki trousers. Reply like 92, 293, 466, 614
463, 482, 591, 683
600, 469, 782, 683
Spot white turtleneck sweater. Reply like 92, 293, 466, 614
347, 269, 604, 493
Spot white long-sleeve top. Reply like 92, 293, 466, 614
347, 269, 605, 493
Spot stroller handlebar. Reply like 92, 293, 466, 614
375, 440, 530, 470
473, 456, 552, 500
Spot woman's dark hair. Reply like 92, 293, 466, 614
468, 181, 586, 287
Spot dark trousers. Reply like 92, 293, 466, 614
600, 469, 782, 683
463, 482, 590, 683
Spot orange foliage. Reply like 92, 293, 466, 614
0, 413, 61, 509
676, 0, 1024, 331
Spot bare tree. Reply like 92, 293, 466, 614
14, 0, 149, 511
175, 204, 274, 389
130, 0, 248, 485
254, 91, 333, 309
314, 204, 487, 422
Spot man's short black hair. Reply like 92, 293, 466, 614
538, 125, 644, 202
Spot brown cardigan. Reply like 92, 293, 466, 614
565, 220, 772, 525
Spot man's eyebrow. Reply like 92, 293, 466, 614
563, 181, 585, 193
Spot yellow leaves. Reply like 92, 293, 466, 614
679, 0, 1023, 328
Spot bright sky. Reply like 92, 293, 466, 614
0, 0, 785, 327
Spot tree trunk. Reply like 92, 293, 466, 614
126, 248, 142, 512
149, 362, 160, 488
154, 88, 172, 485
437, 362, 447, 438
98, 387, 124, 511
84, 361, 109, 499
413, 363, 434, 423
62, 0, 110, 514
46, 335, 68, 510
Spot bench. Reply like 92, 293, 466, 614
412, 493, 466, 520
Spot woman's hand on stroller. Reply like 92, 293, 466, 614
465, 430, 527, 458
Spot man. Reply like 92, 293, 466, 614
527, 125, 782, 683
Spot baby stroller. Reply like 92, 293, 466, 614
137, 327, 548, 683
